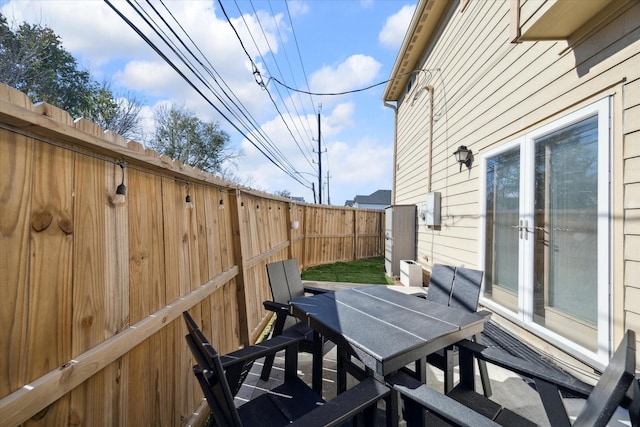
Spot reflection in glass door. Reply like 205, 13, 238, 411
484, 147, 520, 313
532, 116, 599, 351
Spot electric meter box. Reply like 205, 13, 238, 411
425, 192, 441, 226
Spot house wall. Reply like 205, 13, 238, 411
392, 0, 640, 369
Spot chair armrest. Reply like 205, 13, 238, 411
387, 371, 501, 427
303, 285, 332, 295
456, 339, 593, 397
219, 334, 304, 369
263, 300, 289, 314
477, 310, 492, 320
289, 377, 390, 427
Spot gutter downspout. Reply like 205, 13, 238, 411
426, 85, 434, 193
384, 101, 398, 205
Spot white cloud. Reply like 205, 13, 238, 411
310, 55, 382, 94
287, 1, 310, 18
379, 4, 416, 49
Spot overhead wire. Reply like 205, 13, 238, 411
224, 0, 317, 171
267, 0, 316, 150
148, 0, 306, 180
230, 0, 316, 173
104, 0, 313, 188
153, 0, 298, 178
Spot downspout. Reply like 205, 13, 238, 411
426, 85, 434, 193
384, 101, 398, 205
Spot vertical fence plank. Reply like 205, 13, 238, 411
70, 153, 108, 424
0, 130, 32, 398
26, 141, 74, 424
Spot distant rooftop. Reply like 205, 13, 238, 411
345, 189, 391, 208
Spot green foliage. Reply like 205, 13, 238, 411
148, 104, 236, 173
0, 14, 144, 140
0, 15, 94, 117
301, 257, 392, 285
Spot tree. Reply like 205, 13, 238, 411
0, 15, 94, 118
148, 104, 238, 174
82, 80, 145, 141
274, 190, 292, 198
0, 14, 144, 140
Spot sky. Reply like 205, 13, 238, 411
0, 0, 416, 206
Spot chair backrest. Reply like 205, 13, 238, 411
266, 259, 305, 303
573, 330, 636, 427
183, 311, 242, 427
426, 264, 456, 306
449, 267, 484, 313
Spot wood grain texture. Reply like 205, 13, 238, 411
0, 129, 32, 397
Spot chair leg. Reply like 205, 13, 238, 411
477, 358, 492, 398
260, 353, 276, 381
474, 333, 492, 397
260, 315, 286, 381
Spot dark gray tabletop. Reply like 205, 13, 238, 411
290, 286, 487, 376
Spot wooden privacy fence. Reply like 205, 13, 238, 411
0, 84, 384, 426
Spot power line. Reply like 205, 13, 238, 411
267, 74, 396, 96
225, 0, 317, 170
104, 0, 313, 188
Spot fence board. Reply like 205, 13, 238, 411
0, 85, 384, 425
25, 141, 74, 424
0, 130, 32, 397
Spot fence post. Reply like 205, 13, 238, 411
229, 189, 249, 346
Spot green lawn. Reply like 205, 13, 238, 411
301, 257, 393, 285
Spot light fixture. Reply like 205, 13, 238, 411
185, 183, 194, 208
453, 145, 473, 172
114, 162, 126, 205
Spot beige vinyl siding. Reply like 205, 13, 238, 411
624, 77, 640, 344
393, 0, 640, 342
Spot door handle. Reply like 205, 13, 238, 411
514, 220, 529, 240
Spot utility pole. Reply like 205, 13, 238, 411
317, 109, 322, 204
327, 171, 331, 205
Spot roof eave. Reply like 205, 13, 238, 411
382, 0, 452, 102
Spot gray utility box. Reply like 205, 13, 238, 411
384, 205, 417, 278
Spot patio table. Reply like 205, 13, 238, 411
289, 285, 489, 425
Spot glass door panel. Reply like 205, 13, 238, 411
484, 147, 520, 313
532, 116, 599, 351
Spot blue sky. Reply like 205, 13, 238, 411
1, 0, 416, 206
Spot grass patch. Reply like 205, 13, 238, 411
301, 257, 393, 285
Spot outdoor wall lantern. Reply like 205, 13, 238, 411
453, 145, 473, 172
113, 162, 126, 205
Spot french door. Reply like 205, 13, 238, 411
481, 99, 610, 361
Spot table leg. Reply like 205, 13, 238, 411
458, 344, 475, 391
336, 346, 348, 394
444, 347, 455, 393
312, 330, 323, 395
388, 388, 400, 427
413, 356, 427, 383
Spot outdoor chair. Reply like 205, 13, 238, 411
183, 311, 390, 427
420, 264, 491, 397
261, 259, 335, 394
389, 329, 639, 427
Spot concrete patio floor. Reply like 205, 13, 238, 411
234, 284, 631, 426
